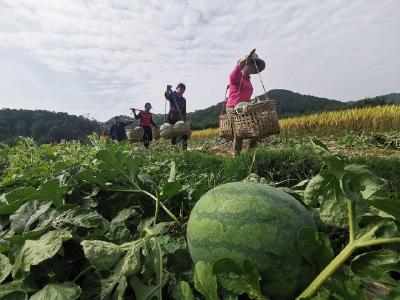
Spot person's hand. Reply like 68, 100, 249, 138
246, 48, 256, 64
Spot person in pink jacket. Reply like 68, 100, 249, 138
226, 49, 265, 156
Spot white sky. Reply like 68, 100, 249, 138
0, 0, 399, 121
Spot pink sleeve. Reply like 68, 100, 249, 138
229, 65, 242, 84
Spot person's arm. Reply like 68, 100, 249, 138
230, 49, 256, 84
133, 111, 141, 120
164, 86, 173, 101
109, 125, 115, 137
182, 98, 187, 121
151, 118, 157, 128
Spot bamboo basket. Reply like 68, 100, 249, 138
153, 127, 161, 140
234, 101, 280, 139
126, 128, 143, 142
219, 114, 234, 140
172, 122, 191, 137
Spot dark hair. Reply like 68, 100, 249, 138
177, 83, 186, 90
145, 102, 152, 108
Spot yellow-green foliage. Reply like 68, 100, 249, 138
280, 105, 400, 134
192, 105, 400, 138
191, 128, 219, 139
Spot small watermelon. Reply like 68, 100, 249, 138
160, 123, 172, 138
234, 101, 250, 110
186, 182, 316, 300
134, 126, 144, 134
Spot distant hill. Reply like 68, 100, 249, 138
0, 109, 100, 144
105, 89, 399, 130
187, 89, 349, 129
384, 93, 400, 104
2, 90, 398, 144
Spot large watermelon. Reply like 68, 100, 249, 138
186, 182, 316, 300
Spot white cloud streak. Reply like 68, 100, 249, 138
0, 0, 399, 120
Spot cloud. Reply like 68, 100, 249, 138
0, 0, 399, 120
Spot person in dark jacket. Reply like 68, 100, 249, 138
132, 103, 158, 148
164, 83, 187, 149
108, 116, 133, 142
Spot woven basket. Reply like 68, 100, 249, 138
153, 127, 161, 140
234, 101, 280, 139
172, 122, 191, 137
126, 128, 143, 142
219, 114, 234, 140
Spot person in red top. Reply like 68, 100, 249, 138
132, 103, 158, 148
226, 49, 265, 156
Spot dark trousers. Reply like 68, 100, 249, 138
168, 118, 188, 150
142, 126, 153, 148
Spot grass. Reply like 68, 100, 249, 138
181, 145, 400, 197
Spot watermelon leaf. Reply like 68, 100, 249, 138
30, 282, 81, 300
311, 138, 345, 180
351, 248, 400, 286
213, 259, 267, 300
172, 281, 195, 300
194, 261, 219, 300
12, 230, 72, 278
0, 253, 12, 283
297, 227, 334, 270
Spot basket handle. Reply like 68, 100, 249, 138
220, 85, 230, 115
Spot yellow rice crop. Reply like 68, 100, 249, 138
192, 105, 400, 138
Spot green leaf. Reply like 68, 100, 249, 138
157, 235, 187, 255
129, 276, 160, 300
161, 182, 183, 200
100, 274, 120, 300
351, 249, 400, 286
5, 227, 49, 245
38, 179, 67, 207
340, 164, 386, 203
113, 243, 141, 277
194, 261, 219, 300
9, 201, 52, 234
356, 217, 400, 242
318, 267, 368, 300
223, 293, 239, 300
304, 170, 349, 228
0, 253, 12, 283
138, 173, 154, 186
96, 149, 116, 168
30, 282, 81, 300
311, 139, 345, 179
111, 276, 128, 300
125, 156, 142, 177
172, 281, 195, 300
81, 240, 123, 271
213, 259, 267, 300
368, 196, 400, 220
12, 230, 72, 278
106, 208, 138, 244
0, 280, 30, 300
297, 227, 334, 270
58, 208, 109, 228
0, 187, 37, 215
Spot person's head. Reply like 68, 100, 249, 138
144, 102, 152, 112
114, 116, 120, 124
243, 62, 257, 75
242, 57, 265, 75
176, 83, 186, 95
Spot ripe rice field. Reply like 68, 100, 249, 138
192, 105, 400, 138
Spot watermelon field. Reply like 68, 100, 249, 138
0, 133, 400, 300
